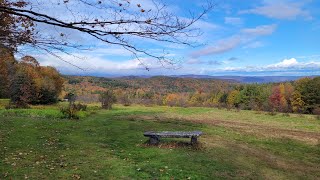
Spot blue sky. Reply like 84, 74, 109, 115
33, 0, 320, 76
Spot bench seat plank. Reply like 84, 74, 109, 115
144, 131, 203, 138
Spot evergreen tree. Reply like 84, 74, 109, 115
295, 77, 320, 113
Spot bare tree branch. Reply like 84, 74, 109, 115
0, 0, 214, 68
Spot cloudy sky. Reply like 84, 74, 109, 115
29, 0, 320, 76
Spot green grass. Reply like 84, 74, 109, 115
1, 105, 319, 179
0, 101, 100, 119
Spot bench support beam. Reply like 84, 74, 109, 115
191, 136, 198, 144
149, 136, 160, 145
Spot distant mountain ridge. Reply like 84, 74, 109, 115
67, 74, 318, 83
169, 75, 308, 83
116, 75, 316, 83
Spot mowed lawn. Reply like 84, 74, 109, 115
1, 104, 320, 179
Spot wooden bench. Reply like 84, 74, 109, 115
144, 131, 203, 145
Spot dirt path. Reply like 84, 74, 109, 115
120, 114, 320, 144
183, 118, 320, 145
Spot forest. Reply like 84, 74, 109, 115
64, 75, 320, 115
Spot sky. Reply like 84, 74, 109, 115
27, 0, 320, 76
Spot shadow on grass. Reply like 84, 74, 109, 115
141, 140, 204, 150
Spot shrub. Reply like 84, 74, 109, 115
74, 103, 87, 111
99, 90, 116, 110
60, 102, 87, 119
60, 105, 79, 119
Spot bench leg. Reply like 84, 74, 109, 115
149, 136, 160, 145
191, 136, 198, 145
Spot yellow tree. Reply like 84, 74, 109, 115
279, 84, 288, 112
227, 90, 240, 107
188, 91, 204, 107
164, 93, 179, 107
291, 91, 305, 113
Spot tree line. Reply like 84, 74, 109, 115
0, 46, 64, 108
65, 76, 320, 115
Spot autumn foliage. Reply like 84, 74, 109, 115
0, 49, 64, 107
64, 75, 320, 115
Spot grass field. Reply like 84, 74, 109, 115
1, 104, 319, 179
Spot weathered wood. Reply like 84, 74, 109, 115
144, 131, 202, 138
144, 131, 202, 144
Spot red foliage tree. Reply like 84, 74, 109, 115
269, 86, 281, 111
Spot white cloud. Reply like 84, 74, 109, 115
86, 48, 134, 57
224, 17, 243, 26
33, 42, 186, 76
35, 52, 320, 76
267, 58, 299, 68
205, 58, 320, 74
239, 1, 312, 20
190, 36, 242, 58
242, 24, 277, 36
193, 20, 220, 30
185, 59, 222, 65
190, 24, 277, 58
36, 52, 161, 75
